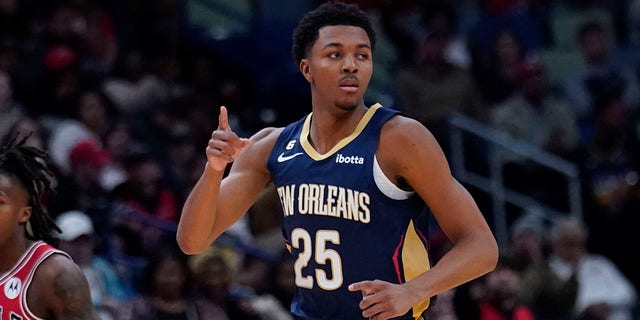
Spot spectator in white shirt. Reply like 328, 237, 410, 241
548, 217, 637, 320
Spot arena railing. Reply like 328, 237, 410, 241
448, 113, 582, 248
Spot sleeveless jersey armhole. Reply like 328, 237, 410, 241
373, 155, 414, 200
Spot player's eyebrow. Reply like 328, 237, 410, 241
322, 43, 371, 50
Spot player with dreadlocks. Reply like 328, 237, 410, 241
0, 133, 98, 319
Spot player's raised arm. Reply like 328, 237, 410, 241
177, 106, 277, 254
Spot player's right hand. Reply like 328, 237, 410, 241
206, 106, 252, 171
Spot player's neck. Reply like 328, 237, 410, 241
0, 237, 32, 274
308, 105, 367, 154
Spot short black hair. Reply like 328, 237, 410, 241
292, 1, 376, 65
0, 133, 60, 243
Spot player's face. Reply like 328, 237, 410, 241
301, 25, 373, 110
0, 173, 31, 248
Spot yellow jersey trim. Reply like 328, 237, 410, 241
402, 220, 431, 316
300, 103, 383, 161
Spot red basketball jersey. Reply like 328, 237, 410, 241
0, 241, 69, 320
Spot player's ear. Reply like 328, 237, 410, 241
300, 59, 313, 83
19, 206, 32, 223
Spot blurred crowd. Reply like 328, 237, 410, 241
2, 0, 640, 319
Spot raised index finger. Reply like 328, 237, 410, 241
218, 106, 231, 131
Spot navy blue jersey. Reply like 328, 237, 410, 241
267, 104, 432, 320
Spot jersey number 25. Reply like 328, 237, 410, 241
291, 228, 343, 290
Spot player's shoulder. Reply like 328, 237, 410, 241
378, 113, 443, 164
235, 127, 287, 168
381, 114, 433, 143
36, 250, 80, 273
250, 126, 285, 142
246, 127, 285, 153
30, 252, 86, 294
27, 252, 92, 317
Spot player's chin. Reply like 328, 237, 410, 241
335, 91, 362, 105
335, 99, 360, 111
337, 104, 358, 111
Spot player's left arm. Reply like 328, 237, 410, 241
34, 254, 100, 320
349, 116, 498, 319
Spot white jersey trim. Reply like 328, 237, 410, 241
373, 155, 414, 200
22, 248, 62, 320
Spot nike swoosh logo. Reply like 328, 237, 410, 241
277, 152, 304, 163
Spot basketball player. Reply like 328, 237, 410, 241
0, 134, 98, 319
177, 2, 498, 319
